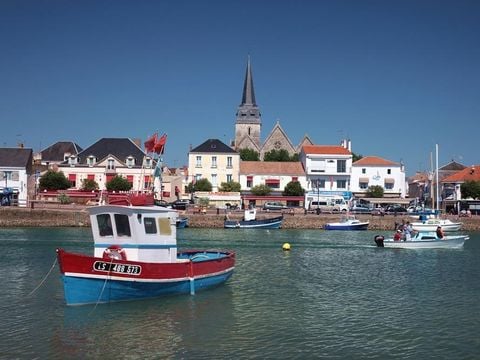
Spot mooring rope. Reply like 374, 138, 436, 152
89, 257, 115, 315
28, 257, 58, 297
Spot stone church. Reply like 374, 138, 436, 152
232, 57, 313, 159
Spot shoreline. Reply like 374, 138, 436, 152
1, 206, 480, 231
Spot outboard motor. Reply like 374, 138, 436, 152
374, 235, 384, 247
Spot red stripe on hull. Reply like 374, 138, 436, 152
56, 249, 235, 281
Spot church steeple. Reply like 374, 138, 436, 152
234, 56, 261, 150
241, 56, 256, 106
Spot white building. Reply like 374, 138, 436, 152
239, 161, 306, 192
0, 148, 33, 207
299, 142, 353, 199
351, 156, 406, 198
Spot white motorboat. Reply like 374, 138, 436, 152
374, 232, 468, 249
411, 218, 462, 232
324, 215, 369, 230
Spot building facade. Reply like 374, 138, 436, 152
0, 147, 33, 207
188, 139, 240, 192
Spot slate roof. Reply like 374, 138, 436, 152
0, 148, 33, 169
302, 145, 351, 155
190, 139, 237, 154
439, 161, 466, 172
75, 138, 145, 165
41, 141, 83, 162
353, 156, 399, 167
241, 161, 305, 175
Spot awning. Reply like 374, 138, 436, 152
384, 178, 395, 184
246, 176, 253, 181
68, 174, 76, 181
265, 179, 280, 185
87, 174, 95, 180
127, 175, 134, 183
359, 177, 369, 183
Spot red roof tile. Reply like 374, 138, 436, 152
353, 156, 398, 166
302, 145, 351, 155
442, 165, 480, 182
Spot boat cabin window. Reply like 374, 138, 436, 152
97, 214, 113, 237
144, 217, 157, 234
114, 214, 131, 237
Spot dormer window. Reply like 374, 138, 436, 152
107, 158, 115, 170
68, 155, 77, 167
126, 156, 135, 168
87, 156, 96, 167
144, 157, 152, 168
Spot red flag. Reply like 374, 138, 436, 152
153, 133, 167, 154
144, 133, 157, 153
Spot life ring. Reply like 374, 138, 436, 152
103, 245, 127, 261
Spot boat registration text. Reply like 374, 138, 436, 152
93, 261, 142, 275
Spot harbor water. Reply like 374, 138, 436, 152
1, 227, 479, 359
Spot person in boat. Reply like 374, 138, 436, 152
436, 226, 445, 239
393, 229, 402, 241
404, 221, 416, 241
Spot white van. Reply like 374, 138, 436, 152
305, 195, 349, 212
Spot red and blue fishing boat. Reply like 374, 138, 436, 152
56, 204, 235, 305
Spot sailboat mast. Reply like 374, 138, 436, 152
436, 144, 439, 213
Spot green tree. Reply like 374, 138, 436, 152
352, 152, 363, 162
81, 178, 99, 191
263, 149, 293, 162
366, 185, 384, 198
39, 170, 71, 191
461, 181, 480, 199
219, 181, 241, 192
240, 148, 260, 161
283, 181, 305, 196
251, 184, 271, 196
106, 176, 132, 191
192, 178, 212, 192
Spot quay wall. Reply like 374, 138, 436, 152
1, 207, 480, 231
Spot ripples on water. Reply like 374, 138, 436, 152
0, 227, 479, 359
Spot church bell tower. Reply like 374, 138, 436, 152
234, 57, 261, 150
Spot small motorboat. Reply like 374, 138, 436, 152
57, 204, 235, 305
374, 232, 468, 249
324, 215, 369, 230
224, 207, 283, 229
411, 218, 462, 232
176, 217, 189, 228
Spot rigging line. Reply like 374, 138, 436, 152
28, 257, 58, 297
89, 256, 115, 316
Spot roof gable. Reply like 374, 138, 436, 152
302, 145, 351, 155
353, 156, 399, 167
442, 165, 480, 183
76, 138, 145, 165
190, 139, 237, 154
0, 148, 33, 169
41, 141, 83, 162
240, 161, 305, 175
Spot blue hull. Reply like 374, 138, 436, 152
224, 216, 283, 229
62, 271, 234, 306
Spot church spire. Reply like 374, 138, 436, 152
234, 56, 262, 150
241, 56, 256, 106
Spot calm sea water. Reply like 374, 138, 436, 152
0, 227, 479, 359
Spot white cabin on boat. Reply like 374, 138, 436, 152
89, 205, 178, 263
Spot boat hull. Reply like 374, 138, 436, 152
57, 249, 235, 305
224, 215, 283, 229
374, 234, 468, 249
411, 219, 462, 232
324, 222, 369, 230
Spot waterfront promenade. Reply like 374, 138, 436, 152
1, 205, 479, 231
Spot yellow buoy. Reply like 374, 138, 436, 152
282, 243, 291, 251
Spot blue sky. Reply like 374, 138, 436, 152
1, 0, 479, 175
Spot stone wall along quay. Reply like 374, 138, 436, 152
2, 206, 479, 231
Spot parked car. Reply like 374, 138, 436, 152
170, 199, 192, 210
263, 201, 288, 211
349, 204, 372, 213
385, 205, 408, 214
